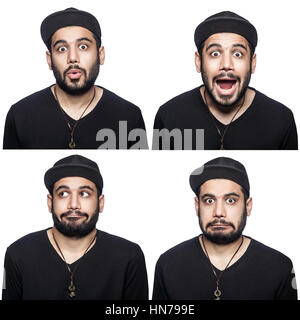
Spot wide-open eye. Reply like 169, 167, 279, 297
226, 197, 236, 204
210, 51, 221, 57
233, 51, 243, 58
79, 44, 88, 50
57, 46, 67, 53
205, 198, 215, 204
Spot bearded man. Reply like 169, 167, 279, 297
3, 8, 148, 149
152, 157, 297, 299
2, 155, 148, 300
152, 11, 298, 150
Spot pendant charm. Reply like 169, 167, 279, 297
68, 284, 76, 298
214, 288, 221, 300
69, 140, 76, 149
220, 144, 224, 150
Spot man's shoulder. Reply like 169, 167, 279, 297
9, 87, 52, 113
101, 87, 142, 114
250, 238, 293, 266
6, 230, 46, 256
254, 89, 295, 117
158, 237, 198, 263
157, 87, 201, 115
97, 230, 144, 257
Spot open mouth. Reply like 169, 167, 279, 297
66, 69, 82, 80
215, 78, 238, 96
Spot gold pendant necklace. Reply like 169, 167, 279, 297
201, 235, 244, 300
52, 231, 97, 298
54, 86, 96, 149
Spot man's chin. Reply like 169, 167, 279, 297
212, 91, 240, 108
204, 231, 241, 245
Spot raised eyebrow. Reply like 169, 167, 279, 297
200, 193, 216, 200
76, 37, 93, 43
224, 192, 240, 198
206, 43, 222, 52
55, 185, 70, 192
79, 185, 95, 192
53, 40, 67, 48
232, 44, 248, 51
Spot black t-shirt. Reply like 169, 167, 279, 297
3, 86, 148, 149
2, 229, 148, 300
152, 86, 298, 150
152, 236, 297, 300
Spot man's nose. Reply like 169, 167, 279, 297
67, 45, 80, 64
67, 193, 81, 210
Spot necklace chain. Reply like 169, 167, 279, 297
51, 230, 97, 298
203, 88, 245, 150
201, 235, 244, 300
54, 86, 96, 149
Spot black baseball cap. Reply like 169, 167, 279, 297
189, 157, 250, 197
41, 7, 102, 50
194, 11, 258, 51
44, 154, 103, 194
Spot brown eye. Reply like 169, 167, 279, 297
233, 51, 243, 58
205, 198, 214, 204
57, 46, 67, 52
211, 51, 220, 57
79, 44, 88, 50
226, 198, 236, 204
58, 191, 69, 198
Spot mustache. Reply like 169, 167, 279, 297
61, 210, 88, 219
213, 72, 240, 82
63, 65, 87, 78
206, 219, 235, 229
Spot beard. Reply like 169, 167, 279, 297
51, 55, 100, 96
51, 201, 100, 238
198, 205, 247, 245
201, 63, 252, 108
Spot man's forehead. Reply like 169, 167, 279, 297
51, 26, 95, 43
204, 32, 249, 48
54, 176, 96, 189
200, 179, 243, 195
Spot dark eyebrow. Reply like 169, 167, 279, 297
206, 43, 222, 52
200, 192, 240, 199
79, 185, 95, 192
76, 37, 93, 43
55, 185, 70, 192
53, 39, 67, 48
200, 193, 216, 200
206, 43, 248, 52
224, 192, 240, 198
232, 44, 248, 51
55, 185, 95, 193
53, 37, 93, 49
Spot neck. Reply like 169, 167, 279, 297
201, 234, 244, 258
48, 227, 97, 263
53, 84, 97, 111
200, 86, 255, 124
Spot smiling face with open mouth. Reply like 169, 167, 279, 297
198, 33, 256, 107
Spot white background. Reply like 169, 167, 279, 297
0, 151, 299, 298
0, 0, 299, 299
